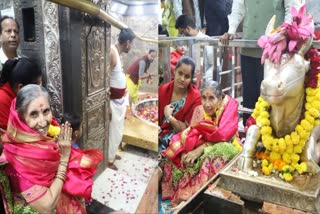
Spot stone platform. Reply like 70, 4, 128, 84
217, 156, 320, 213
122, 93, 158, 152
122, 113, 158, 152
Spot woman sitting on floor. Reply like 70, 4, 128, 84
158, 56, 201, 152
160, 81, 242, 206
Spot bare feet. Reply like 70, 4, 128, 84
115, 155, 122, 160
108, 162, 118, 171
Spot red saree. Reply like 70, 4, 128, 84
158, 81, 201, 137
161, 96, 240, 206
163, 96, 239, 168
1, 99, 103, 213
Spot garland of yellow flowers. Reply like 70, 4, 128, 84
252, 62, 320, 182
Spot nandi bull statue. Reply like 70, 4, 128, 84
240, 5, 320, 182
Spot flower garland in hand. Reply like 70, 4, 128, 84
251, 48, 320, 182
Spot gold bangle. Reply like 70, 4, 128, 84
60, 161, 68, 167
56, 171, 67, 179
55, 175, 65, 182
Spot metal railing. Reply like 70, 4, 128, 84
158, 37, 320, 105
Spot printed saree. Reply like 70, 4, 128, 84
161, 96, 241, 206
159, 97, 186, 152
1, 99, 103, 213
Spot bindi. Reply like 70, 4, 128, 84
39, 103, 45, 111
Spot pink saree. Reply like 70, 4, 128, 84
1, 99, 103, 213
161, 96, 240, 206
162, 96, 239, 168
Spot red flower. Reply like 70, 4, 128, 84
307, 78, 318, 88
245, 116, 256, 132
314, 30, 320, 40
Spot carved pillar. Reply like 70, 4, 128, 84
13, 0, 63, 119
0, 1, 13, 13
41, 0, 63, 119
58, 0, 111, 174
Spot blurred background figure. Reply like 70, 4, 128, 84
0, 58, 42, 130
0, 16, 20, 73
126, 49, 157, 103
161, 0, 179, 37
173, 0, 202, 31
170, 44, 188, 80
202, 0, 233, 36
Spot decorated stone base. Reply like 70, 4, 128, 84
217, 156, 320, 213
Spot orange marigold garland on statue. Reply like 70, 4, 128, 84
250, 48, 320, 181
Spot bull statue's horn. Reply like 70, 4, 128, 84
265, 15, 276, 35
47, 0, 158, 43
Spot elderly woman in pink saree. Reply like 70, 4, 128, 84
0, 84, 102, 213
161, 81, 242, 207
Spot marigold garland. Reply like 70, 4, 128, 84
203, 111, 212, 121
251, 48, 320, 182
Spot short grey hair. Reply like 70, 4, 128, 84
16, 84, 50, 119
200, 81, 225, 100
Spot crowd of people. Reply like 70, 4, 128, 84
160, 0, 303, 126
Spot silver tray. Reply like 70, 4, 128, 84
131, 98, 158, 128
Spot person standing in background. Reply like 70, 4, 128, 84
220, 0, 302, 127
170, 44, 188, 80
108, 28, 135, 170
173, 0, 202, 31
161, 0, 179, 37
0, 58, 42, 130
203, 0, 233, 36
126, 49, 157, 103
0, 16, 20, 72
175, 15, 214, 83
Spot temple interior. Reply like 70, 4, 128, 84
0, 0, 320, 214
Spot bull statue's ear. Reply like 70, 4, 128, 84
298, 16, 314, 56
265, 15, 276, 35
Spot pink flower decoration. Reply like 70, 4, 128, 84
258, 30, 287, 64
281, 5, 313, 52
258, 4, 314, 64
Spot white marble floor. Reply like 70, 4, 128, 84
91, 145, 158, 213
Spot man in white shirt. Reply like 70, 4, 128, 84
0, 16, 20, 69
108, 28, 135, 170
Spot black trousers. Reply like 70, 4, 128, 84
240, 55, 264, 126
